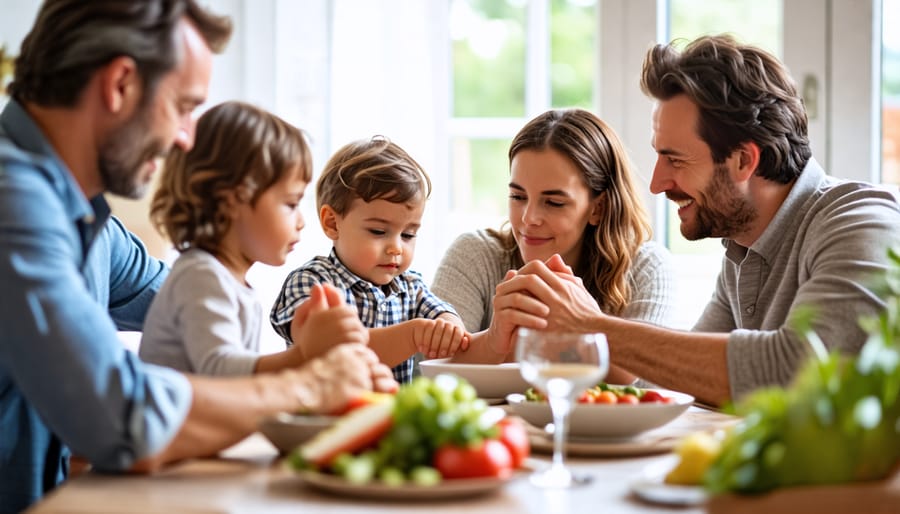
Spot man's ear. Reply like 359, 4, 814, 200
734, 141, 761, 182
98, 56, 141, 116
319, 205, 340, 241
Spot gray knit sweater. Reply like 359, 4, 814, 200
695, 159, 900, 399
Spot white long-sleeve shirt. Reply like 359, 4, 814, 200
141, 248, 264, 376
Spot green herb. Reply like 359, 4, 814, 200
704, 248, 900, 494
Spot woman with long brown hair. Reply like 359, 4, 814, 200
432, 108, 674, 366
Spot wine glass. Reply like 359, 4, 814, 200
515, 327, 609, 488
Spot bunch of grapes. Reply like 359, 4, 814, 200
318, 374, 502, 485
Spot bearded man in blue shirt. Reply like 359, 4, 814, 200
0, 2, 396, 511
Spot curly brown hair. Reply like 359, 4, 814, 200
489, 108, 652, 316
640, 34, 811, 184
316, 136, 431, 215
151, 101, 312, 254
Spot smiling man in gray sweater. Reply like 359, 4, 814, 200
485, 35, 900, 407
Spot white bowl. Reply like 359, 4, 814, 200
505, 388, 694, 439
418, 358, 530, 399
258, 412, 337, 453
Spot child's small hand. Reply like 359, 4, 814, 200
291, 284, 368, 360
412, 318, 470, 359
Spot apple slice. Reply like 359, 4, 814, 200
300, 398, 394, 467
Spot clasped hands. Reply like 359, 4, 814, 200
488, 254, 605, 356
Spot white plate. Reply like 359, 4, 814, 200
418, 359, 529, 399
629, 455, 708, 506
505, 388, 694, 438
296, 470, 517, 500
258, 413, 337, 453
525, 427, 680, 457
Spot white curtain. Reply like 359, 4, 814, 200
329, 0, 448, 283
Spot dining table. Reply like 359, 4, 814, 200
26, 407, 738, 514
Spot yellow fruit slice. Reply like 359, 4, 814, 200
664, 432, 722, 485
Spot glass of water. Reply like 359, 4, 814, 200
515, 327, 609, 488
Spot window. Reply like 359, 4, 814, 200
448, 0, 598, 234
447, 0, 790, 329
883, 0, 900, 185
7, 0, 886, 347
658, 0, 783, 327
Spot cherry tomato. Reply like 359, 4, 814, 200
497, 417, 530, 468
640, 390, 667, 403
433, 439, 513, 479
595, 391, 618, 404
617, 393, 640, 405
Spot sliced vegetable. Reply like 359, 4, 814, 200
299, 399, 394, 467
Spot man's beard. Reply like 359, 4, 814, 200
682, 162, 757, 241
98, 108, 165, 199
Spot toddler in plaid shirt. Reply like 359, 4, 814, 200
271, 136, 469, 383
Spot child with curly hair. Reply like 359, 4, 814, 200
140, 101, 367, 375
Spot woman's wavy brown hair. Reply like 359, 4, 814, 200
489, 109, 651, 315
151, 101, 312, 254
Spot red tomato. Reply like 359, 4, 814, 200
617, 393, 640, 405
433, 439, 513, 479
639, 390, 667, 403
497, 417, 530, 468
578, 391, 593, 403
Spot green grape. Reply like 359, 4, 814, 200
453, 382, 477, 402
330, 452, 354, 475
409, 466, 442, 486
340, 452, 378, 485
378, 466, 405, 487
286, 448, 313, 471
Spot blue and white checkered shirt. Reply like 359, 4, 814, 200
270, 249, 459, 383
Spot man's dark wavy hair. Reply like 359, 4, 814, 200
9, 0, 232, 107
641, 34, 811, 183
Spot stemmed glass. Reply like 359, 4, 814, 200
515, 327, 609, 488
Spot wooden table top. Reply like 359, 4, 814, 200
27, 408, 738, 514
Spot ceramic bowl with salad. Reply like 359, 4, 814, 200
506, 383, 694, 438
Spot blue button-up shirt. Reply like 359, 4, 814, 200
270, 249, 459, 383
0, 100, 192, 512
